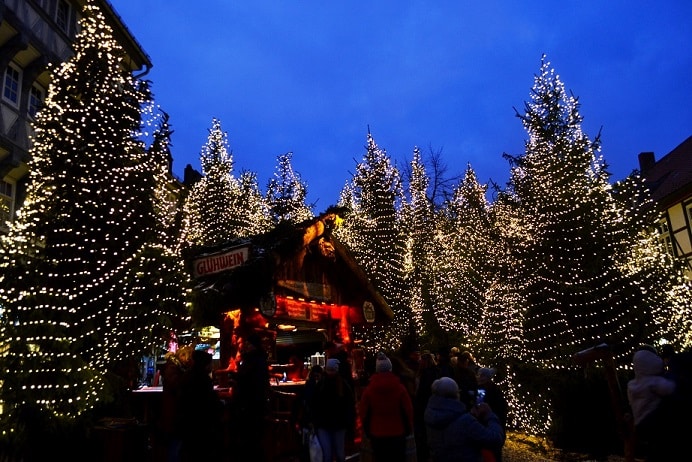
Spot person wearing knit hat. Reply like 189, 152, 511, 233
375, 351, 393, 373
360, 351, 414, 462
425, 375, 504, 462
627, 348, 677, 461
325, 358, 340, 373
431, 377, 459, 398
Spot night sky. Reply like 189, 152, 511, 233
109, 1, 692, 209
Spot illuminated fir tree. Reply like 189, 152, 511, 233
182, 119, 272, 248
338, 131, 408, 350
431, 165, 494, 347
504, 55, 690, 367
336, 182, 366, 255
0, 2, 178, 442
133, 110, 191, 343
232, 169, 272, 237
400, 147, 435, 341
266, 151, 314, 225
480, 192, 529, 364
182, 118, 240, 247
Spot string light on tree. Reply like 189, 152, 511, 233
0, 1, 187, 441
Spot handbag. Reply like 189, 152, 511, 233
309, 431, 323, 462
405, 433, 418, 462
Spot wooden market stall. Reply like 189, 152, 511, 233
186, 206, 392, 373
184, 206, 393, 458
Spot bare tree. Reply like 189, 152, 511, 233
398, 144, 462, 209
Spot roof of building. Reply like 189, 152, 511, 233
95, 0, 153, 74
640, 135, 692, 206
185, 206, 393, 327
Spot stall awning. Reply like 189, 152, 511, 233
276, 330, 327, 346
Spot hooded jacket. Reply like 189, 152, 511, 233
627, 349, 676, 426
360, 371, 414, 438
424, 395, 504, 462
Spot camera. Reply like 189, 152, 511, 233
476, 388, 486, 405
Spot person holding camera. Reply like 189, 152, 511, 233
477, 368, 508, 462
425, 377, 504, 462
453, 350, 479, 409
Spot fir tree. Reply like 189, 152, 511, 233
336, 181, 368, 257
266, 152, 314, 225
432, 165, 494, 346
400, 147, 435, 341
0, 1, 174, 445
339, 131, 408, 350
232, 170, 272, 237
182, 118, 239, 247
504, 55, 692, 368
182, 119, 272, 248
137, 110, 191, 342
481, 191, 529, 364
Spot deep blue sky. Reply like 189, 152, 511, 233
109, 1, 692, 210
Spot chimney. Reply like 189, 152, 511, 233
183, 164, 203, 186
638, 152, 655, 173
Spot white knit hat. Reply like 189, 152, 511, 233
375, 352, 393, 373
432, 377, 459, 398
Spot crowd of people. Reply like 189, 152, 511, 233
293, 341, 692, 462
156, 337, 690, 462
292, 344, 509, 462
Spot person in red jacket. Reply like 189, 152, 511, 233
360, 352, 415, 462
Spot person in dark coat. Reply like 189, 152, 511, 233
310, 358, 356, 462
435, 347, 455, 381
233, 333, 270, 462
627, 348, 676, 462
178, 350, 223, 462
414, 351, 437, 462
292, 365, 324, 462
453, 351, 479, 409
477, 367, 508, 462
160, 345, 193, 462
333, 347, 357, 399
425, 377, 504, 462
655, 347, 692, 460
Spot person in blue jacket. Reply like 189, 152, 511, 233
425, 377, 504, 462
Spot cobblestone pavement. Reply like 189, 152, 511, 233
502, 433, 629, 462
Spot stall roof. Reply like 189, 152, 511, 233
185, 206, 393, 326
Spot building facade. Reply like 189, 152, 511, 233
0, 0, 153, 232
639, 135, 692, 280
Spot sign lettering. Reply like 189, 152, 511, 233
192, 246, 250, 278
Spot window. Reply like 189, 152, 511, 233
656, 219, 669, 236
56, 0, 71, 35
29, 85, 45, 119
3, 64, 21, 107
656, 217, 674, 255
0, 179, 14, 230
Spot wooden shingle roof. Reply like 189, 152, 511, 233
639, 135, 692, 207
185, 206, 393, 326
